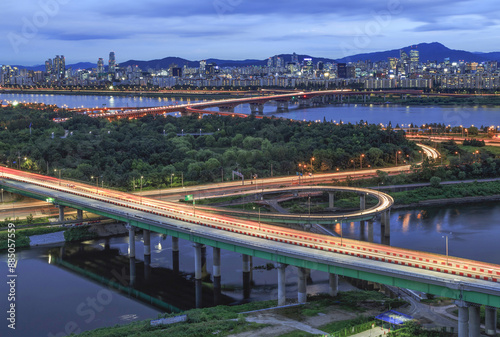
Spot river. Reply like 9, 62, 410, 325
1, 92, 500, 126
1, 202, 499, 336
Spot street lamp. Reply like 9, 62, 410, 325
253, 206, 261, 230
170, 173, 174, 188
54, 169, 61, 186
442, 233, 452, 266
360, 154, 365, 169
310, 157, 315, 172
395, 150, 401, 166
140, 175, 144, 204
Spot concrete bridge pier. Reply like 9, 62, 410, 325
143, 229, 151, 257
277, 263, 287, 306
381, 210, 391, 237
194, 243, 203, 308
329, 274, 339, 297
360, 194, 366, 239
298, 267, 308, 303
485, 306, 498, 336
76, 209, 83, 220
298, 98, 312, 108
127, 224, 136, 258
242, 254, 251, 299
367, 220, 374, 243
457, 301, 469, 337
276, 100, 289, 111
219, 106, 235, 113
172, 236, 179, 273
250, 103, 264, 114
468, 303, 481, 337
328, 192, 335, 208
58, 205, 65, 222
213, 247, 221, 305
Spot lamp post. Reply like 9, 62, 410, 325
308, 195, 311, 225
170, 173, 174, 188
360, 154, 365, 169
395, 150, 401, 166
140, 175, 143, 204
253, 206, 261, 230
310, 157, 315, 172
442, 233, 452, 266
350, 159, 355, 171
455, 152, 460, 161
54, 169, 61, 186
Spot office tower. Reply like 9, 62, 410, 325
109, 52, 116, 73
97, 58, 105, 74
337, 63, 347, 78
199, 60, 206, 75
292, 52, 299, 64
388, 57, 398, 70
267, 57, 273, 67
45, 59, 52, 74
317, 61, 324, 71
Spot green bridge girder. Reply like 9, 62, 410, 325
3, 183, 500, 309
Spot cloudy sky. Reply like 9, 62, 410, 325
2, 0, 500, 66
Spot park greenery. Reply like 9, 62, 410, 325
0, 103, 420, 190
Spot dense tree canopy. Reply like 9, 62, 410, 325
0, 104, 419, 190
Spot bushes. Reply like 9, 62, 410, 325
64, 226, 98, 242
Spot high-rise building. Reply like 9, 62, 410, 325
388, 57, 398, 70
317, 61, 324, 71
108, 52, 116, 73
45, 59, 52, 74
337, 63, 347, 78
97, 58, 105, 74
276, 57, 283, 68
199, 60, 206, 75
52, 55, 65, 79
267, 57, 273, 67
410, 49, 419, 65
292, 52, 299, 64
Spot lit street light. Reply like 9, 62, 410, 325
455, 152, 460, 161
442, 232, 452, 266
360, 154, 365, 169
54, 169, 61, 186
310, 157, 315, 172
350, 159, 355, 171
171, 173, 174, 188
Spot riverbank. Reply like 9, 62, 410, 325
392, 194, 500, 209
0, 88, 248, 99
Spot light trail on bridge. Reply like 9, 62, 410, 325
1, 166, 499, 285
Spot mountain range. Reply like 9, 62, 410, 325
11, 42, 500, 71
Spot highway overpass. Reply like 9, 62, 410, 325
1, 167, 498, 337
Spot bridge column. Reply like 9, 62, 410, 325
278, 263, 287, 306
172, 236, 179, 273
58, 205, 65, 222
368, 220, 374, 243
381, 210, 391, 237
243, 254, 251, 299
127, 224, 135, 258
329, 274, 339, 297
485, 306, 497, 336
298, 267, 307, 303
468, 304, 480, 337
76, 209, 83, 220
213, 247, 221, 305
457, 301, 470, 337
143, 229, 151, 257
250, 103, 264, 114
219, 106, 235, 113
329, 192, 335, 208
194, 243, 203, 308
360, 194, 366, 238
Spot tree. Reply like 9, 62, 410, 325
430, 176, 441, 188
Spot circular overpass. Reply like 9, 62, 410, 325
197, 185, 393, 225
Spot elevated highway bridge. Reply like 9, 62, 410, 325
0, 167, 499, 336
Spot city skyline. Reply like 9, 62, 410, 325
2, 0, 500, 65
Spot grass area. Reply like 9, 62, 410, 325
179, 195, 247, 205
390, 181, 500, 205
460, 145, 500, 156
319, 316, 374, 335
277, 331, 317, 337
0, 225, 66, 250
0, 216, 51, 229
77, 300, 277, 337
225, 203, 271, 212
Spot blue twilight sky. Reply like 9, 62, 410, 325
2, 0, 500, 66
